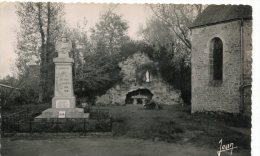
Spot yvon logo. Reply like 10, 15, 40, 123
217, 139, 238, 156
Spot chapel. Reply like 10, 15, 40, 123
190, 5, 252, 116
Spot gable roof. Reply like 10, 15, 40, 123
190, 5, 252, 29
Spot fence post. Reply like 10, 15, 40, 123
109, 116, 113, 132
2, 117, 5, 137
13, 117, 17, 134
17, 120, 20, 132
56, 118, 59, 133
29, 117, 33, 134
26, 108, 29, 120
55, 118, 57, 133
83, 118, 86, 136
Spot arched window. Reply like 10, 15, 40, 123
210, 37, 223, 81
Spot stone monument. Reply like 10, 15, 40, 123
36, 34, 89, 119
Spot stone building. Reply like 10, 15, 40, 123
190, 5, 252, 116
95, 52, 183, 105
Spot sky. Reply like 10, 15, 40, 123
0, 3, 152, 78
0, 3, 19, 78
64, 4, 152, 38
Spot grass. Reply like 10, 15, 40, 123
93, 104, 251, 150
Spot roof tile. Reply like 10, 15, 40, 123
190, 5, 252, 28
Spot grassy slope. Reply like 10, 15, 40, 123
95, 105, 250, 151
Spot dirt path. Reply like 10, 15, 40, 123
1, 136, 250, 156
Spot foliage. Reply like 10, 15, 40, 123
0, 67, 40, 108
74, 10, 130, 101
63, 19, 92, 87
148, 4, 203, 50
156, 46, 191, 104
140, 4, 204, 68
0, 76, 20, 107
90, 10, 129, 55
16, 2, 64, 72
139, 4, 204, 104
119, 40, 156, 62
75, 52, 122, 98
15, 2, 64, 102
74, 40, 157, 101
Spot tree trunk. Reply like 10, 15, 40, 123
37, 3, 46, 103
45, 2, 52, 100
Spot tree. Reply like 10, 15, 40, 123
90, 10, 129, 56
148, 4, 204, 50
0, 70, 36, 108
63, 18, 91, 81
75, 52, 122, 98
16, 2, 64, 103
140, 4, 204, 64
139, 4, 205, 104
73, 10, 130, 102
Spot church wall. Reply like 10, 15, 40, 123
191, 20, 245, 113
242, 20, 252, 116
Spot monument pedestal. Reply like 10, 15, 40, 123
36, 36, 89, 120
35, 108, 89, 119
52, 96, 76, 108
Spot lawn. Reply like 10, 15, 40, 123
97, 104, 251, 151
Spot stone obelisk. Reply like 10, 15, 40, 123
36, 34, 89, 119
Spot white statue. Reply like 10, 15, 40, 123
145, 70, 150, 82
55, 33, 72, 58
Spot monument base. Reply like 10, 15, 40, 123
35, 108, 89, 119
52, 96, 76, 108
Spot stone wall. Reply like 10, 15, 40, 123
242, 20, 252, 117
95, 52, 183, 105
191, 20, 252, 114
